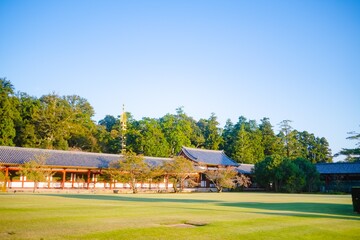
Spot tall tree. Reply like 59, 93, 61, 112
137, 118, 170, 157
201, 113, 223, 150
259, 118, 282, 157
296, 131, 332, 163
14, 92, 40, 147
0, 78, 20, 146
221, 119, 235, 157
98, 115, 117, 132
65, 95, 98, 151
278, 120, 301, 158
339, 127, 360, 162
33, 94, 72, 149
233, 124, 253, 163
160, 107, 193, 155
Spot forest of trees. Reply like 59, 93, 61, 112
0, 78, 335, 164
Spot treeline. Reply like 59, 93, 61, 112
1, 78, 332, 163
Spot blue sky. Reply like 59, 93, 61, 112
1, 0, 359, 160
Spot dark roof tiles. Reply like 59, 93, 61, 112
237, 164, 254, 174
316, 162, 360, 174
0, 146, 171, 168
180, 146, 238, 166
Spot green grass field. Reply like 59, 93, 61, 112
0, 192, 359, 239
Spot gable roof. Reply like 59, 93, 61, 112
316, 162, 360, 174
180, 146, 238, 167
0, 146, 172, 169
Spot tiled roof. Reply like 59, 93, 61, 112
237, 164, 254, 174
316, 162, 360, 174
180, 146, 238, 166
0, 146, 171, 169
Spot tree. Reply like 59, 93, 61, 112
296, 131, 332, 163
33, 94, 72, 149
0, 78, 20, 146
221, 119, 235, 157
259, 117, 282, 157
17, 154, 53, 193
118, 152, 150, 193
278, 120, 294, 158
254, 156, 320, 193
233, 124, 253, 163
254, 156, 282, 191
276, 159, 305, 193
65, 95, 98, 152
98, 115, 117, 132
137, 118, 170, 157
235, 173, 252, 190
339, 127, 360, 162
102, 161, 123, 189
163, 156, 198, 193
160, 107, 193, 155
14, 92, 40, 148
293, 157, 320, 192
200, 113, 223, 150
204, 166, 250, 192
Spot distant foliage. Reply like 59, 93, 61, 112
254, 156, 320, 193
1, 79, 333, 164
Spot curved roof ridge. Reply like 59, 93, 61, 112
181, 146, 238, 166
183, 146, 224, 153
144, 156, 173, 161
0, 145, 122, 158
181, 146, 198, 161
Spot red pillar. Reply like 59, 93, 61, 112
4, 167, 9, 190
87, 170, 91, 189
165, 174, 169, 192
71, 173, 75, 189
48, 169, 52, 189
62, 169, 66, 190
93, 173, 96, 189
21, 172, 24, 188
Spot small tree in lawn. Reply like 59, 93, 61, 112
204, 166, 249, 192
102, 161, 123, 189
234, 173, 252, 190
18, 154, 53, 193
164, 156, 198, 193
146, 165, 164, 190
118, 151, 150, 194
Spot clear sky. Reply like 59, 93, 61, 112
1, 0, 359, 161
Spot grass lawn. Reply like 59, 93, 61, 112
0, 192, 359, 239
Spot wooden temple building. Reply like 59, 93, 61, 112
316, 162, 360, 193
0, 146, 247, 191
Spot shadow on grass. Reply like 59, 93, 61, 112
43, 194, 221, 204
219, 202, 360, 221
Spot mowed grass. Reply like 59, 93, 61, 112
0, 192, 359, 240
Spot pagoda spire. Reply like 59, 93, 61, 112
120, 104, 127, 154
